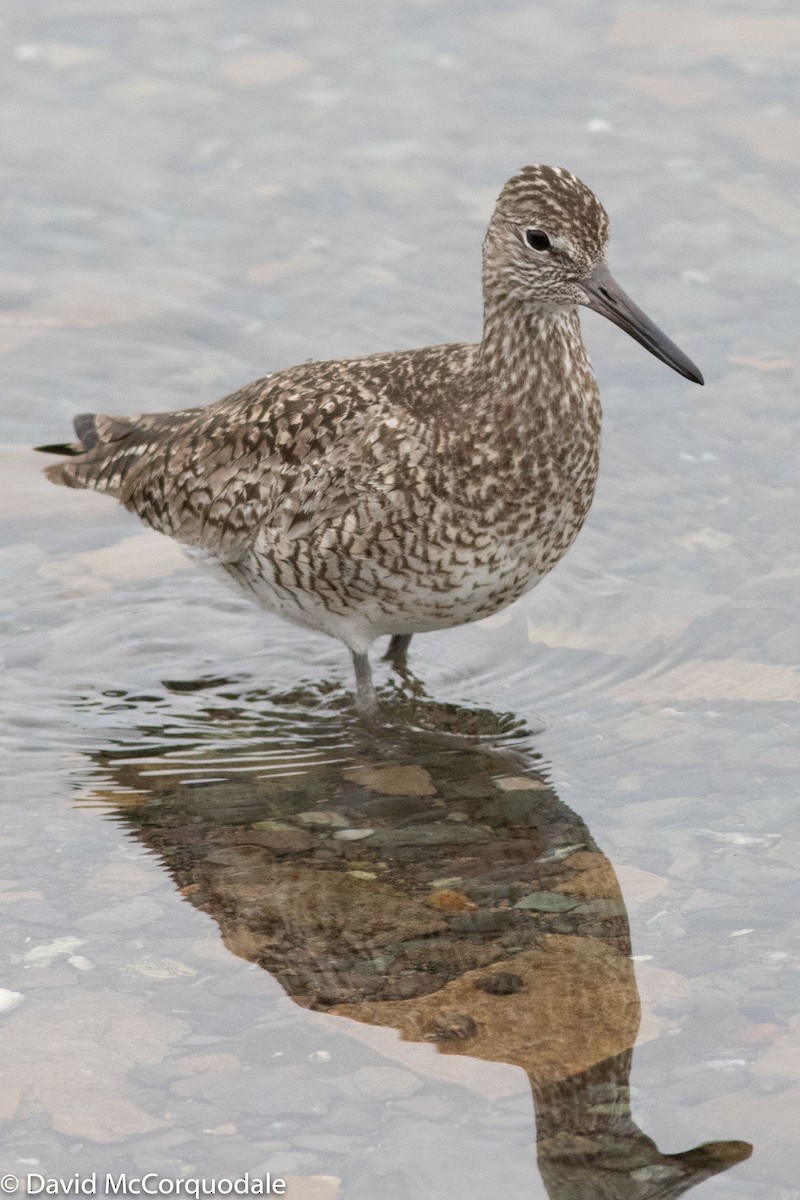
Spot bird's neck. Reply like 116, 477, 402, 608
478, 292, 591, 406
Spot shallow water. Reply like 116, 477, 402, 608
2, 1, 799, 1197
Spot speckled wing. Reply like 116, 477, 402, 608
116, 375, 367, 560
48, 345, 474, 562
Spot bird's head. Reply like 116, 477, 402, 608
484, 164, 703, 384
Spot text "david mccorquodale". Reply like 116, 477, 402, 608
13, 1175, 287, 1196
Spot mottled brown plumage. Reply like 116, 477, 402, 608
38, 165, 702, 712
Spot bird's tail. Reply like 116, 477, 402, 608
35, 412, 106, 456
34, 411, 146, 494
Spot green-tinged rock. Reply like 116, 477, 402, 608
368, 824, 490, 848
515, 892, 580, 912
479, 792, 548, 827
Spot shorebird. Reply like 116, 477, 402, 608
37, 165, 702, 714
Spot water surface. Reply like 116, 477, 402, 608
2, 1, 799, 1197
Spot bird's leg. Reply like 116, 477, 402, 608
382, 633, 425, 700
382, 633, 412, 672
351, 650, 379, 716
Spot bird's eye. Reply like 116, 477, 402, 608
525, 228, 551, 251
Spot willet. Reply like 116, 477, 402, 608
37, 165, 702, 714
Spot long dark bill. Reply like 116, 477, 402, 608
580, 263, 704, 385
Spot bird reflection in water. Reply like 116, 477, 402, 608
81, 682, 751, 1199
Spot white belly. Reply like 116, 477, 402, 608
182, 539, 543, 654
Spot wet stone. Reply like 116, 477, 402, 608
588, 1135, 657, 1170
753, 1075, 794, 1095
332, 828, 375, 841
449, 909, 516, 933
203, 846, 269, 866
309, 849, 340, 865
425, 889, 477, 912
68, 955, 93, 971
437, 779, 503, 801
350, 793, 433, 820
545, 916, 586, 935
343, 763, 436, 796
194, 831, 268, 858
514, 891, 581, 912
666, 1062, 752, 1106
5, 966, 77, 991
124, 1127, 196, 1164
350, 954, 394, 975
683, 904, 779, 932
245, 828, 314, 853
464, 881, 517, 902
500, 928, 541, 951
4, 900, 69, 927
0, 988, 24, 1013
75, 895, 165, 932
573, 898, 627, 918
495, 774, 551, 792
305, 973, 390, 1005
88, 862, 162, 896
536, 843, 588, 864
387, 971, 444, 999
394, 808, 457, 827
129, 1060, 185, 1089
294, 811, 349, 828
663, 943, 739, 977
424, 1012, 478, 1042
535, 1132, 600, 1163
170, 1069, 336, 1116
172, 1052, 241, 1077
479, 792, 550, 829
473, 972, 525, 995
350, 1066, 422, 1100
585, 1081, 631, 1106
367, 824, 491, 849
394, 1094, 455, 1120
123, 955, 197, 981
